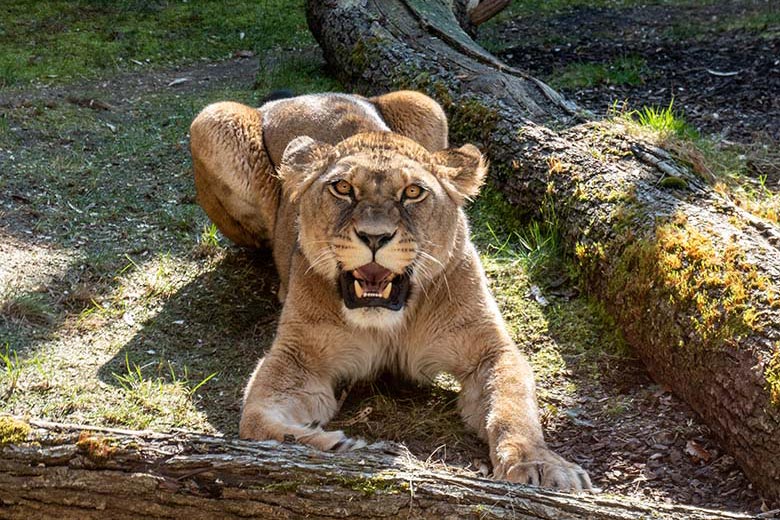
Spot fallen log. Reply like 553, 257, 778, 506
306, 0, 780, 501
0, 418, 754, 519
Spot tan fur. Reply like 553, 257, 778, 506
190, 91, 591, 491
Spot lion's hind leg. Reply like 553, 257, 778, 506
190, 102, 280, 248
370, 90, 449, 152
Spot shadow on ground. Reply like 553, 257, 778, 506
96, 247, 280, 434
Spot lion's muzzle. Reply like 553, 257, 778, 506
339, 262, 410, 311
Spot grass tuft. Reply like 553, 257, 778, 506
1, 291, 57, 327
611, 101, 780, 224
106, 352, 218, 430
475, 192, 563, 280
0, 344, 23, 399
629, 100, 698, 140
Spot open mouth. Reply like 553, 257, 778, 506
339, 262, 410, 311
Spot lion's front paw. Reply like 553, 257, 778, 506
493, 446, 592, 492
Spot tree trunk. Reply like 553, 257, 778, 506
306, 0, 780, 501
0, 419, 755, 519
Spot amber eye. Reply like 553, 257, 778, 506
331, 179, 353, 197
403, 184, 424, 200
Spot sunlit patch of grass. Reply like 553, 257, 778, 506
472, 190, 563, 280
110, 353, 217, 429
0, 0, 316, 88
629, 100, 698, 140
139, 253, 178, 300
548, 56, 647, 91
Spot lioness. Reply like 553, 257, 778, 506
190, 91, 592, 490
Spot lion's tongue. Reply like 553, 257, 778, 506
353, 263, 394, 296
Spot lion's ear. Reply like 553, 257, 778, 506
433, 144, 487, 203
278, 136, 334, 202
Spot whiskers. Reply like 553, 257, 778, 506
411, 250, 452, 303
304, 245, 337, 275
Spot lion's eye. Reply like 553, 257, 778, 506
403, 184, 424, 200
331, 180, 353, 198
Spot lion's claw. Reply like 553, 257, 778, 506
494, 448, 593, 492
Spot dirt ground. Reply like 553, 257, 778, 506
491, 1, 779, 144
0, 2, 778, 516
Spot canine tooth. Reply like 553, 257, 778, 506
382, 282, 392, 299
354, 280, 364, 298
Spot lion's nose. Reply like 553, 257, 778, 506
356, 230, 396, 252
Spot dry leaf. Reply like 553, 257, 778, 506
685, 440, 711, 463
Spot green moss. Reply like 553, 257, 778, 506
767, 348, 780, 406
658, 176, 689, 189
602, 213, 768, 347
0, 416, 30, 445
348, 37, 384, 78
454, 99, 500, 145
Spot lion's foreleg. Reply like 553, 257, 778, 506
457, 344, 592, 491
239, 349, 365, 452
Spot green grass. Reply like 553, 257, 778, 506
0, 344, 22, 399
665, 10, 780, 40
0, 0, 315, 88
628, 100, 698, 140
110, 352, 217, 427
547, 56, 647, 91
1, 291, 57, 327
483, 0, 707, 28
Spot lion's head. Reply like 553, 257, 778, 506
278, 132, 486, 329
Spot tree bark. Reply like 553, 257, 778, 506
306, 0, 780, 501
0, 419, 755, 519
468, 0, 512, 26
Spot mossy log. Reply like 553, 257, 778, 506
0, 419, 755, 519
306, 0, 780, 501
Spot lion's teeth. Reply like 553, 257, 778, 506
382, 282, 392, 299
354, 280, 364, 298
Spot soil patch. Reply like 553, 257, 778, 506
490, 1, 779, 143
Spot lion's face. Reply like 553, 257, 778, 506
279, 133, 486, 329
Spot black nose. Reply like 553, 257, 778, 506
356, 230, 395, 252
